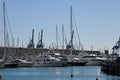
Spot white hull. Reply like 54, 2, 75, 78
14, 59, 34, 67
33, 51, 67, 67
32, 61, 65, 67
86, 60, 103, 66
80, 54, 107, 66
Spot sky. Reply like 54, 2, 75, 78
0, 0, 120, 51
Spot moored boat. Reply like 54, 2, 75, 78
80, 54, 107, 66
101, 37, 120, 75
3, 62, 18, 68
13, 59, 34, 67
32, 52, 66, 67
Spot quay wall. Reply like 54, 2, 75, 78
0, 47, 101, 59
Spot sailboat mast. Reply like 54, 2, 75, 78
3, 2, 6, 61
66, 6, 74, 49
70, 6, 73, 40
56, 24, 58, 49
70, 6, 73, 48
3, 2, 6, 47
62, 24, 64, 50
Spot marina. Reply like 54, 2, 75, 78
0, 0, 120, 80
0, 2, 105, 68
0, 47, 105, 67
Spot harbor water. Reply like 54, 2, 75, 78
0, 66, 120, 80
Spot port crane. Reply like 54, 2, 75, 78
36, 29, 43, 48
27, 29, 34, 48
66, 30, 74, 49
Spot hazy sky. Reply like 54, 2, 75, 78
0, 0, 120, 51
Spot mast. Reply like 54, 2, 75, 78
62, 24, 64, 50
66, 6, 74, 49
3, 2, 6, 47
17, 37, 19, 47
70, 6, 73, 47
3, 2, 6, 61
56, 24, 58, 49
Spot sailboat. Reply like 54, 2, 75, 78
66, 6, 87, 66
1, 2, 18, 68
0, 2, 7, 68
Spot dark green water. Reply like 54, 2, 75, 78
0, 66, 120, 80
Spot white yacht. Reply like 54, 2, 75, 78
32, 52, 66, 67
13, 59, 34, 67
80, 54, 107, 66
50, 52, 68, 64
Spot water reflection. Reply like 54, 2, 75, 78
0, 66, 120, 80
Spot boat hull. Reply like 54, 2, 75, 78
3, 63, 18, 68
86, 60, 103, 66
18, 63, 33, 67
32, 61, 65, 67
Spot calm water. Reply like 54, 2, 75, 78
0, 66, 120, 80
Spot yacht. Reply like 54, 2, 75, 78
48, 51, 68, 64
80, 54, 107, 66
32, 52, 66, 67
13, 59, 34, 67
72, 57, 88, 66
3, 62, 18, 68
